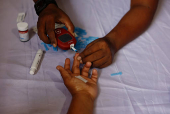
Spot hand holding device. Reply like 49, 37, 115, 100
34, 0, 74, 47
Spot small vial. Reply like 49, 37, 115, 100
17, 22, 29, 42
30, 49, 43, 75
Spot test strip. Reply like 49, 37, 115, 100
55, 23, 65, 29
70, 44, 78, 52
32, 26, 38, 33
75, 76, 88, 83
17, 13, 26, 23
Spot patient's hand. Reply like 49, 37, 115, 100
57, 53, 98, 100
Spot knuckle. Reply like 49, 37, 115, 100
46, 15, 54, 20
100, 40, 108, 49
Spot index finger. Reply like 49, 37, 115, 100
46, 18, 57, 47
56, 66, 71, 81
37, 17, 51, 44
59, 15, 74, 36
64, 19, 74, 36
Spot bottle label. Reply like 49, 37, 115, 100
19, 31, 29, 41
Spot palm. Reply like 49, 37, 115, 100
57, 53, 98, 100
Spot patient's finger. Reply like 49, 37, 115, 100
91, 69, 98, 83
57, 66, 71, 81
72, 53, 80, 74
64, 58, 72, 74
81, 62, 92, 77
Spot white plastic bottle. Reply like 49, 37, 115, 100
30, 49, 43, 75
17, 22, 29, 42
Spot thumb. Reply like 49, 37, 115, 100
57, 66, 71, 81
63, 17, 75, 36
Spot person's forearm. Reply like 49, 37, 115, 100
106, 4, 158, 52
67, 94, 95, 114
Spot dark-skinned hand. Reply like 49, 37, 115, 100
37, 4, 74, 47
57, 53, 98, 100
77, 37, 115, 68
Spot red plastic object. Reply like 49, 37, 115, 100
55, 28, 77, 50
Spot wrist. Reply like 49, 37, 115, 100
104, 35, 118, 53
46, 3, 58, 9
72, 92, 96, 103
34, 0, 58, 16
68, 92, 95, 114
105, 29, 123, 52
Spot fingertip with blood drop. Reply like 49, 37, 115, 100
77, 56, 81, 61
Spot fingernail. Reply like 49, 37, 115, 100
53, 44, 57, 47
93, 69, 97, 73
87, 62, 92, 65
56, 66, 59, 70
77, 56, 81, 60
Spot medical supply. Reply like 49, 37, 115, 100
30, 49, 43, 75
55, 28, 77, 51
70, 44, 78, 52
74, 32, 78, 37
17, 22, 29, 42
55, 23, 65, 29
32, 26, 38, 34
32, 24, 77, 36
17, 13, 26, 23
75, 76, 88, 83
55, 23, 78, 37
111, 72, 122, 76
